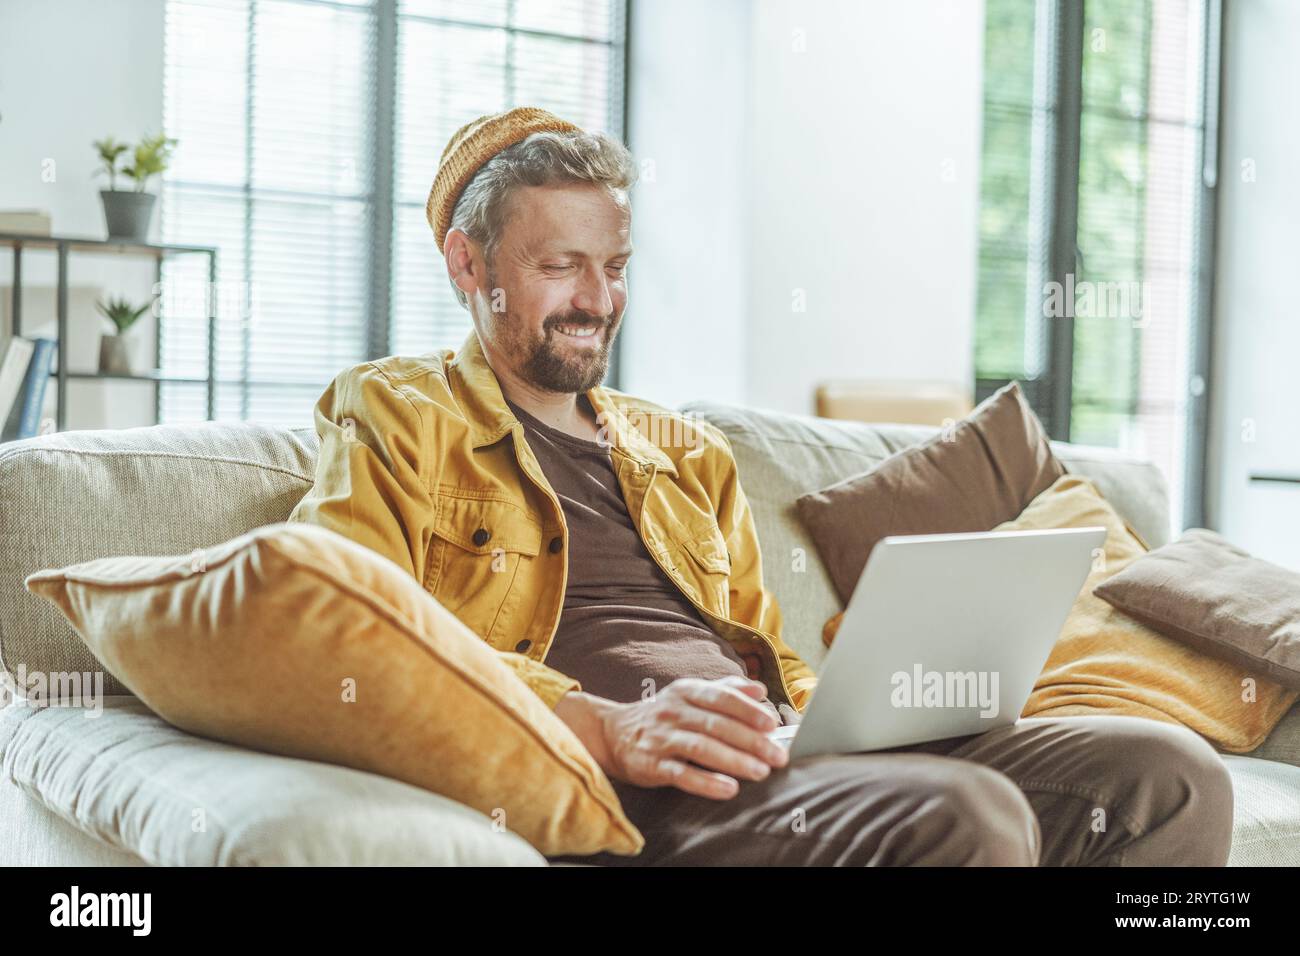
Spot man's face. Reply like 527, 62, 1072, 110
474, 183, 632, 394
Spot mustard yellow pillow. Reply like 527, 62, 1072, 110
25, 522, 643, 857
997, 475, 1299, 752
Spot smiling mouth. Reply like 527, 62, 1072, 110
553, 323, 604, 342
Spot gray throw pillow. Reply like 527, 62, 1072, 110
1094, 528, 1300, 690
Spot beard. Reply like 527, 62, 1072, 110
482, 275, 622, 394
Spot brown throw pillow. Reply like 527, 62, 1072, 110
1095, 528, 1300, 691
798, 381, 1065, 605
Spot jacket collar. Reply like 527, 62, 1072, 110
446, 329, 677, 476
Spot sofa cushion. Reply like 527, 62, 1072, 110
25, 522, 642, 858
4, 697, 1293, 867
794, 382, 1065, 604
0, 770, 146, 867
1251, 703, 1300, 767
1222, 755, 1300, 866
681, 401, 1172, 672
0, 424, 319, 696
0, 696, 545, 865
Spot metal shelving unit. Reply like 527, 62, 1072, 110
0, 233, 218, 431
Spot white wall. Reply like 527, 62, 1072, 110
624, 0, 985, 414
621, 0, 752, 407
745, 0, 983, 414
0, 0, 165, 430
1206, 0, 1300, 569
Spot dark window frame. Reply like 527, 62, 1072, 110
976, 0, 1224, 529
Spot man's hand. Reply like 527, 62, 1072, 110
553, 676, 790, 799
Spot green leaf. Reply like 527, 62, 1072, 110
95, 294, 157, 334
123, 132, 178, 191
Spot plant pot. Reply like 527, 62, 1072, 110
100, 190, 156, 242
99, 334, 134, 375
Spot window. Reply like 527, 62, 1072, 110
975, 0, 1221, 532
159, 0, 627, 426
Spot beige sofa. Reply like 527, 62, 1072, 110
2, 402, 1299, 866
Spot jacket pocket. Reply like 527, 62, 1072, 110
425, 492, 543, 639
678, 524, 732, 617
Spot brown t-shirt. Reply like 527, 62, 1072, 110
506, 396, 789, 725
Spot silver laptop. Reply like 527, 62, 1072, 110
770, 526, 1106, 759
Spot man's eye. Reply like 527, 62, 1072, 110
607, 264, 628, 277
542, 263, 572, 273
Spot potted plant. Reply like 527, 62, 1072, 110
94, 133, 177, 242
95, 294, 157, 374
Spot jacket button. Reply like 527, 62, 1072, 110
548, 536, 563, 554
515, 639, 532, 653
472, 528, 490, 547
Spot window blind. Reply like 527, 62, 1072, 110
1071, 0, 1213, 533
974, 0, 1060, 388
975, 0, 1217, 532
160, 0, 627, 427
162, 0, 376, 426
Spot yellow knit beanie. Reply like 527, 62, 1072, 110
425, 106, 581, 253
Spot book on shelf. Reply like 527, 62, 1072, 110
1, 337, 56, 441
0, 210, 53, 237
0, 338, 35, 429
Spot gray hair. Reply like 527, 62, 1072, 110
446, 129, 638, 309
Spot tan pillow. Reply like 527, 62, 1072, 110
997, 475, 1299, 753
1094, 528, 1300, 690
797, 381, 1066, 605
25, 522, 643, 858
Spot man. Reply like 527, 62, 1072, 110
289, 107, 1234, 866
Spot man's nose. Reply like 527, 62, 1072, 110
572, 264, 614, 318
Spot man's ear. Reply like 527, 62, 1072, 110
444, 228, 485, 302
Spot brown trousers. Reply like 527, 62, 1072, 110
550, 715, 1235, 866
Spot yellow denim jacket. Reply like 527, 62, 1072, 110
288, 330, 817, 714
